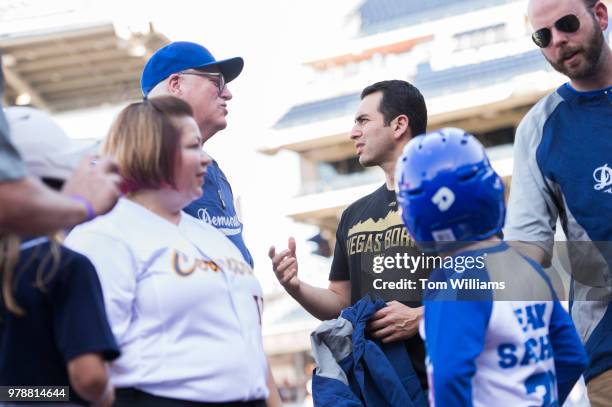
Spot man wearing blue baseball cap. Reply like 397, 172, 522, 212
140, 42, 282, 407
142, 41, 253, 267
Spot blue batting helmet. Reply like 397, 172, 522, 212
395, 127, 505, 253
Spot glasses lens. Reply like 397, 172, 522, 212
531, 14, 580, 48
218, 74, 226, 94
556, 14, 580, 33
532, 28, 551, 48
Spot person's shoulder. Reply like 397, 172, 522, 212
56, 246, 100, 285
180, 212, 250, 261
58, 244, 96, 266
208, 159, 222, 172
518, 89, 565, 135
205, 159, 225, 180
67, 198, 131, 240
15, 239, 53, 280
509, 245, 548, 276
19, 238, 85, 264
343, 184, 387, 214
18, 240, 97, 286
488, 244, 556, 300
181, 210, 216, 231
180, 211, 232, 243
336, 184, 388, 233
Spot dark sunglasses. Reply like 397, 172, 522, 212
531, 14, 581, 48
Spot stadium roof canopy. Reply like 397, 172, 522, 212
0, 1, 169, 112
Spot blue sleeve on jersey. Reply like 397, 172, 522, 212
425, 299, 492, 407
521, 251, 588, 402
549, 299, 588, 404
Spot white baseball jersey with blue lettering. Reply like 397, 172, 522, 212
421, 242, 587, 406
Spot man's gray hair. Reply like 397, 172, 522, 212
147, 79, 170, 98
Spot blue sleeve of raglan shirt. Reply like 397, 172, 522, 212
549, 299, 588, 405
519, 253, 588, 404
425, 299, 492, 407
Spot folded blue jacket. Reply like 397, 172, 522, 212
311, 296, 428, 407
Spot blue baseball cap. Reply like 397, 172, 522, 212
140, 41, 244, 96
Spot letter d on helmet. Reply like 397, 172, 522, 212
431, 187, 455, 212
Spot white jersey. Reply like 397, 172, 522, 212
421, 242, 586, 406
65, 198, 268, 402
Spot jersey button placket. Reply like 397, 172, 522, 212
221, 269, 255, 399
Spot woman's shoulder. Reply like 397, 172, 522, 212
179, 213, 244, 256
180, 211, 222, 235
67, 198, 137, 240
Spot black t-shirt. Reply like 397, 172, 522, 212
329, 184, 430, 389
0, 238, 120, 406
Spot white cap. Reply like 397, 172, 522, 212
4, 106, 100, 180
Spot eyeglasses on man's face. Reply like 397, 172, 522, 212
180, 71, 226, 94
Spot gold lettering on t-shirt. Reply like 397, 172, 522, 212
345, 209, 415, 254
363, 233, 373, 252
347, 209, 402, 237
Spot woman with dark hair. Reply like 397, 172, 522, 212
65, 96, 269, 406
0, 107, 120, 407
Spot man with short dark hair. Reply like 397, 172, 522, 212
270, 80, 430, 390
506, 0, 612, 404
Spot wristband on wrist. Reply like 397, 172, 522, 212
70, 194, 96, 221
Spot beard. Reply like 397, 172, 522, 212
546, 16, 605, 81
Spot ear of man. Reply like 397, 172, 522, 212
593, 1, 609, 31
166, 74, 182, 97
392, 115, 410, 140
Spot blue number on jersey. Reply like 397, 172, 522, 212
524, 370, 557, 407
